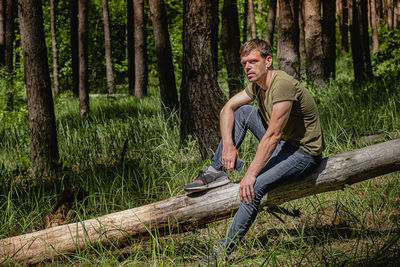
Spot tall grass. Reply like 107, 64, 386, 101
0, 56, 400, 265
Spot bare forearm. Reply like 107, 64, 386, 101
220, 106, 235, 147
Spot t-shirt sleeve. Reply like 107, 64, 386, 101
271, 79, 297, 103
244, 83, 257, 100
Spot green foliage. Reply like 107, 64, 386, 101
372, 25, 400, 79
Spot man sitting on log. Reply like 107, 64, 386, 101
184, 38, 324, 265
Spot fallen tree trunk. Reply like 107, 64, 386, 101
1, 139, 400, 265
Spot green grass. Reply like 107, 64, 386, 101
1, 56, 400, 266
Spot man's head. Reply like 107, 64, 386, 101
239, 38, 273, 59
240, 39, 273, 83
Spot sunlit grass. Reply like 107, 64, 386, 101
0, 59, 400, 265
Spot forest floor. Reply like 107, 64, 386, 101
1, 55, 400, 266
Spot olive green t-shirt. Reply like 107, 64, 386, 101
244, 70, 324, 156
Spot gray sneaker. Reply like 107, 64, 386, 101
196, 246, 223, 266
184, 167, 230, 192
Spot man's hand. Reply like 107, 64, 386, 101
222, 143, 238, 171
239, 174, 256, 204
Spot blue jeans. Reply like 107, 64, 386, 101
210, 105, 321, 255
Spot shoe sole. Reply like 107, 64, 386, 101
184, 177, 230, 193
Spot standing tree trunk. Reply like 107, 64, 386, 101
278, 0, 300, 78
70, 0, 79, 97
242, 0, 248, 43
221, 0, 243, 97
0, 0, 5, 67
341, 0, 349, 53
248, 0, 257, 38
181, 0, 226, 158
102, 0, 115, 94
303, 0, 324, 85
265, 0, 277, 46
18, 0, 59, 179
322, 0, 336, 80
78, 0, 89, 116
211, 1, 219, 79
387, 0, 394, 29
5, 0, 15, 111
298, 0, 306, 75
126, 0, 134, 95
149, 0, 178, 114
370, 0, 379, 53
133, 0, 148, 98
50, 0, 60, 96
350, 0, 372, 82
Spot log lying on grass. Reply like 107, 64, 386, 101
1, 139, 400, 265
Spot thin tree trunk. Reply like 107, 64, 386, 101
387, 0, 394, 29
322, 0, 336, 80
50, 0, 60, 96
180, 0, 226, 158
2, 139, 400, 265
149, 0, 179, 114
303, 0, 324, 85
277, 0, 300, 78
102, 0, 115, 94
341, 0, 349, 53
350, 0, 372, 82
78, 0, 89, 116
70, 0, 79, 97
265, 0, 277, 46
5, 0, 14, 111
370, 0, 379, 53
221, 0, 243, 97
242, 0, 248, 43
248, 0, 257, 38
127, 0, 134, 95
133, 0, 148, 98
298, 0, 306, 75
0, 0, 5, 67
18, 0, 59, 179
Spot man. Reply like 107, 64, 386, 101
184, 39, 324, 264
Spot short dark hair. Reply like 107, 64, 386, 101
239, 38, 273, 58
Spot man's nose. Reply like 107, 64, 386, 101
244, 62, 251, 70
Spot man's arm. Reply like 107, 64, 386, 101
220, 90, 253, 171
240, 100, 293, 204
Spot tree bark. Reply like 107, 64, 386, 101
350, 0, 372, 82
387, 0, 394, 29
341, 0, 349, 53
149, 0, 179, 114
101, 0, 115, 94
70, 0, 79, 97
5, 0, 15, 111
50, 0, 60, 96
265, 0, 277, 47
221, 0, 243, 97
2, 139, 400, 265
0, 0, 5, 67
126, 0, 135, 95
78, 0, 89, 116
370, 0, 379, 53
303, 0, 324, 85
248, 0, 257, 38
298, 0, 306, 75
17, 0, 59, 179
102, 0, 116, 94
242, 0, 248, 43
133, 0, 148, 98
180, 0, 226, 158
322, 0, 336, 80
277, 0, 300, 78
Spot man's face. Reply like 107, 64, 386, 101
240, 50, 269, 83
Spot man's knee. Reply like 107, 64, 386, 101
234, 105, 256, 120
